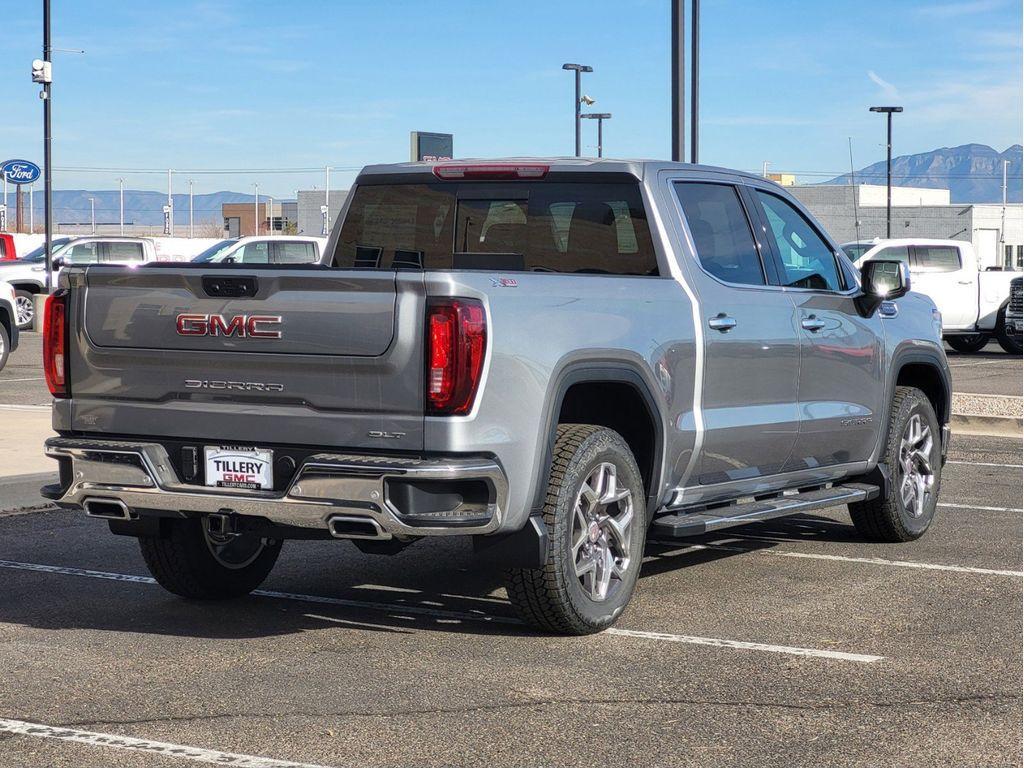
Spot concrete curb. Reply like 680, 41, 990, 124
950, 413, 1023, 438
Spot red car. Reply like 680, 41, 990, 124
0, 233, 16, 261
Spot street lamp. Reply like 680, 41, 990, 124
869, 105, 902, 238
88, 196, 95, 234
253, 182, 259, 236
562, 63, 593, 157
581, 113, 612, 158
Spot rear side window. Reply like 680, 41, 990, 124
873, 245, 911, 266
236, 241, 270, 264
914, 245, 960, 272
333, 182, 658, 275
674, 182, 764, 286
104, 242, 144, 262
755, 190, 844, 291
64, 242, 99, 264
274, 241, 316, 264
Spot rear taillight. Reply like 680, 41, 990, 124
43, 291, 68, 397
426, 298, 486, 415
432, 163, 549, 180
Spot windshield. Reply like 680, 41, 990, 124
842, 244, 874, 261
18, 238, 72, 263
192, 239, 239, 263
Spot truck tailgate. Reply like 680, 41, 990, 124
66, 266, 425, 451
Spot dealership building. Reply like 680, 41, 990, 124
788, 183, 1023, 270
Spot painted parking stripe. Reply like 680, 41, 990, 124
938, 502, 1023, 513
0, 560, 879, 662
0, 377, 46, 383
604, 628, 883, 663
947, 460, 1023, 469
0, 717, 334, 768
652, 541, 1022, 578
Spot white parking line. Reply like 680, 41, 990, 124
0, 377, 45, 383
938, 502, 1023, 513
604, 628, 883, 663
0, 717, 333, 768
947, 460, 1023, 469
948, 360, 1017, 368
0, 403, 50, 411
651, 542, 1023, 578
0, 559, 880, 662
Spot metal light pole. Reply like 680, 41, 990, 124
188, 179, 194, 238
29, 184, 34, 233
690, 0, 700, 163
268, 196, 274, 235
1001, 159, 1009, 264
869, 106, 902, 238
88, 197, 95, 234
581, 113, 611, 158
562, 63, 593, 157
43, 0, 54, 290
118, 177, 124, 235
671, 0, 685, 162
253, 183, 259, 236
166, 168, 174, 236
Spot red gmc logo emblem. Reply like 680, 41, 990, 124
175, 314, 282, 339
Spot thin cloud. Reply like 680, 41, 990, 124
867, 70, 901, 100
915, 0, 1005, 17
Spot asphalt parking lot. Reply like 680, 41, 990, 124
0, 334, 1020, 767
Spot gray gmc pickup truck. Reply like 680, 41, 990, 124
42, 158, 951, 635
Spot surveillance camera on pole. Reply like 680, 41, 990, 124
320, 204, 329, 236
31, 59, 52, 85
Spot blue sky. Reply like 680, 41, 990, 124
1, 0, 1021, 196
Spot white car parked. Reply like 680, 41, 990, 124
0, 236, 159, 329
0, 280, 18, 371
843, 238, 1022, 354
192, 236, 328, 265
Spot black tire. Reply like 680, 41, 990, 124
139, 518, 282, 599
996, 313, 1023, 355
945, 334, 990, 354
13, 289, 35, 331
849, 386, 942, 542
505, 424, 646, 635
0, 323, 9, 373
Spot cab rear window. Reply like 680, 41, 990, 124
332, 182, 658, 276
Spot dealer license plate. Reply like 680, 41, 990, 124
204, 445, 273, 490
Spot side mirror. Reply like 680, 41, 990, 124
51, 255, 66, 269
855, 259, 911, 317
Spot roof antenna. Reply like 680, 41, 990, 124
848, 137, 861, 244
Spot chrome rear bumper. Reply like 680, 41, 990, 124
44, 437, 508, 538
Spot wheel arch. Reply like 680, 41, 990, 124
529, 362, 666, 517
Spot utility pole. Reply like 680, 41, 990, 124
869, 106, 902, 238
253, 183, 259, 236
188, 179, 194, 238
88, 197, 95, 234
325, 165, 330, 225
166, 168, 174, 236
671, 0, 685, 162
562, 63, 593, 157
268, 196, 274, 235
762, 161, 770, 178
690, 0, 700, 164
118, 177, 124, 235
1001, 159, 1009, 265
42, 0, 54, 291
581, 113, 611, 158
29, 184, 34, 233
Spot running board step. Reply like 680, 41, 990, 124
650, 483, 879, 538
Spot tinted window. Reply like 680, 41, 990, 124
842, 243, 873, 261
333, 182, 658, 275
104, 242, 144, 262
756, 191, 843, 291
236, 241, 270, 264
63, 242, 99, 264
873, 245, 911, 266
275, 241, 316, 264
674, 183, 764, 286
914, 245, 960, 272
192, 239, 238, 263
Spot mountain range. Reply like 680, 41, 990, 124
824, 143, 1022, 204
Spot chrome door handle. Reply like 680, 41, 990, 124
708, 314, 737, 332
801, 315, 826, 332
957, 280, 972, 285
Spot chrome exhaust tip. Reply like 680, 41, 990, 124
327, 515, 391, 541
83, 498, 135, 521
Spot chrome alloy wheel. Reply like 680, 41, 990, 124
15, 295, 33, 328
571, 462, 634, 602
898, 413, 935, 518
203, 527, 267, 570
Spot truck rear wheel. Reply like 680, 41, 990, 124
139, 518, 282, 599
849, 386, 941, 542
945, 334, 989, 353
505, 424, 646, 635
996, 312, 1022, 355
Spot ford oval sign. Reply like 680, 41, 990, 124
0, 159, 41, 185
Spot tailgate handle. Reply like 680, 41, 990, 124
202, 276, 258, 298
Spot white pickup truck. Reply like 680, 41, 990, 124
0, 236, 159, 329
843, 238, 1022, 354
